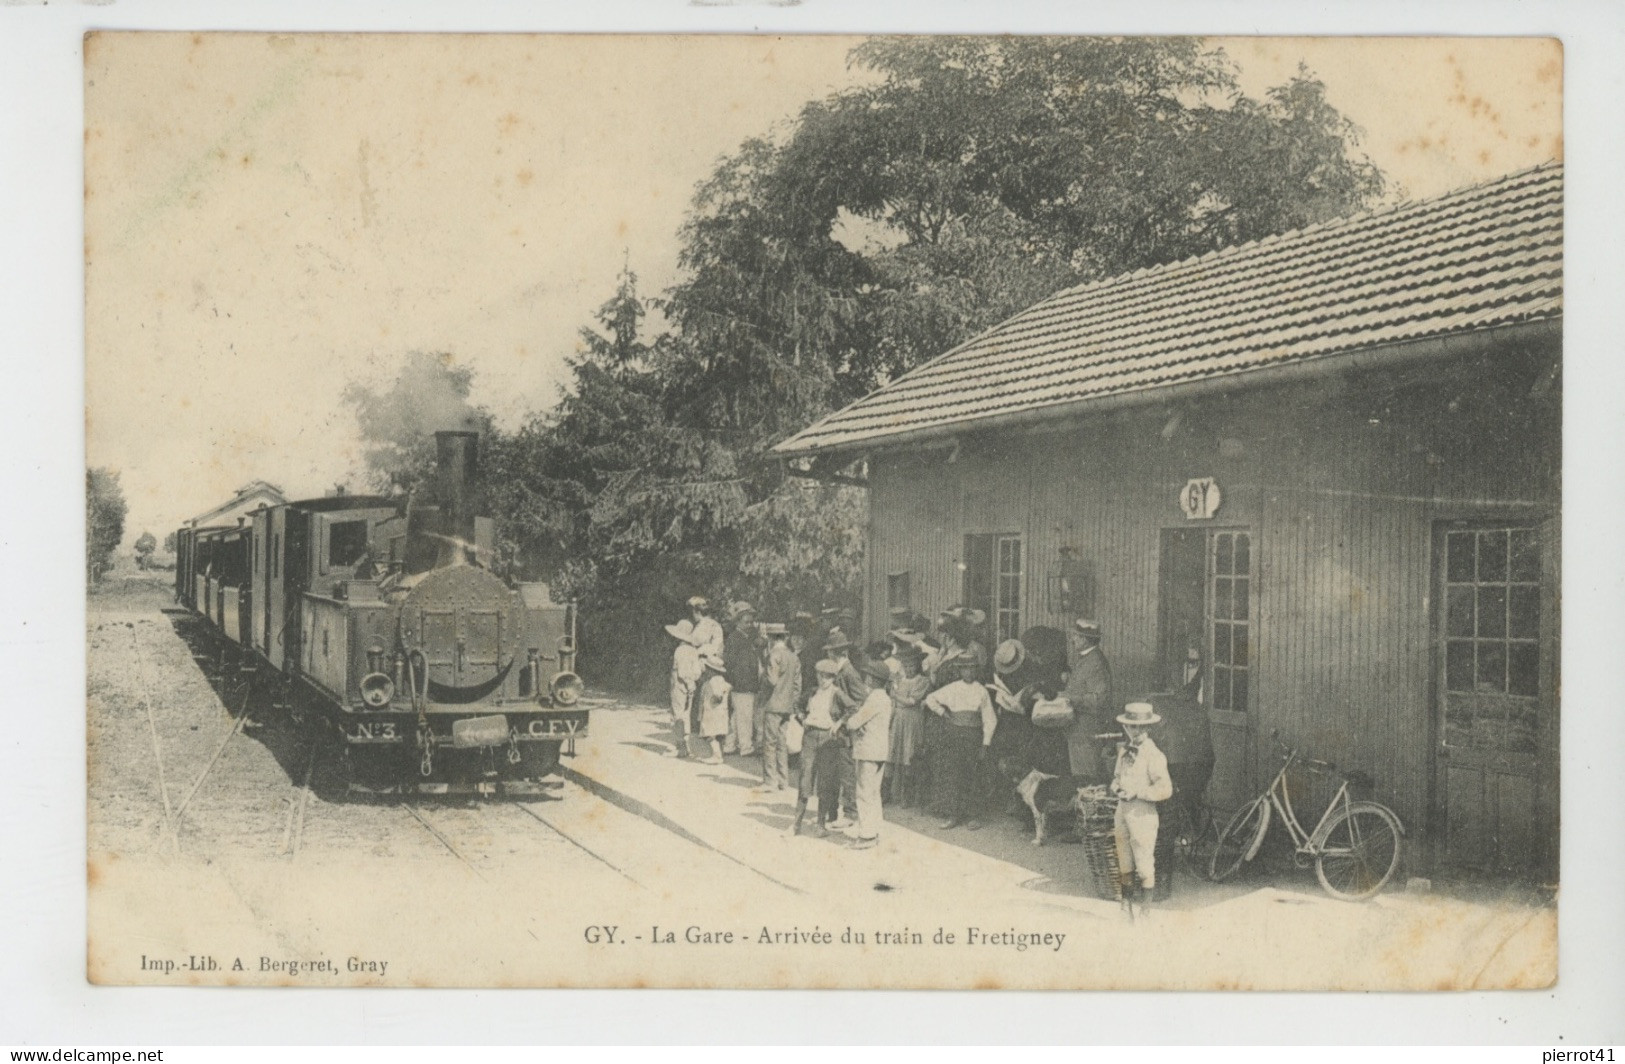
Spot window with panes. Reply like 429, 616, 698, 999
1445, 527, 1540, 700
1209, 530, 1252, 712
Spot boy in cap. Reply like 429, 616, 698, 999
789, 658, 842, 836
841, 659, 895, 849
1111, 701, 1174, 920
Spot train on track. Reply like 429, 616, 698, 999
174, 430, 587, 795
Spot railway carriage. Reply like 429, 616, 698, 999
174, 431, 586, 795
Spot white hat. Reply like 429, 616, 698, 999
1116, 702, 1162, 726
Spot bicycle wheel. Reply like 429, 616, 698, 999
1314, 803, 1402, 901
1209, 798, 1269, 882
1174, 800, 1219, 871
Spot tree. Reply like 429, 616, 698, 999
452, 39, 1388, 694
666, 37, 1384, 407
86, 468, 127, 584
162, 530, 177, 554
133, 531, 157, 570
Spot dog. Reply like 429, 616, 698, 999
1016, 768, 1092, 846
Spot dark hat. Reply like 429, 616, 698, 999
961, 608, 988, 628
993, 639, 1026, 675
893, 641, 926, 663
860, 659, 892, 686
1073, 618, 1102, 638
822, 630, 853, 653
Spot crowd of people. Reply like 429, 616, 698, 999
663, 597, 1215, 914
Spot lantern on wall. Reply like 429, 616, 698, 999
1047, 546, 1093, 617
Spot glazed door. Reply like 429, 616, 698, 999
1159, 527, 1253, 814
1433, 521, 1551, 874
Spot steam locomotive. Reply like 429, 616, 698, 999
173, 431, 586, 795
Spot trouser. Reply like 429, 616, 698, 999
934, 725, 981, 820
814, 735, 850, 823
669, 673, 695, 751
836, 740, 857, 819
1114, 799, 1160, 889
760, 712, 790, 788
797, 726, 832, 806
728, 691, 756, 755
855, 760, 885, 841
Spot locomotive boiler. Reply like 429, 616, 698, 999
175, 430, 586, 795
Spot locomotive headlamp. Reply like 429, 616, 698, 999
360, 672, 395, 708
549, 671, 583, 706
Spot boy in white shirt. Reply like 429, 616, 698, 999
789, 659, 841, 836
1111, 701, 1174, 920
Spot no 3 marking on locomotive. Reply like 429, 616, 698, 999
173, 431, 587, 796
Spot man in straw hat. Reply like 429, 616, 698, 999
1111, 701, 1174, 921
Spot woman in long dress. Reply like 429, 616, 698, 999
884, 641, 930, 806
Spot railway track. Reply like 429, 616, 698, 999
399, 793, 643, 889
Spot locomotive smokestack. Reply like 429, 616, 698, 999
434, 430, 479, 562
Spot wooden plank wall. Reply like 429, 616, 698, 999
863, 340, 1560, 852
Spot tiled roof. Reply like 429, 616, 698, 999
774, 162, 1563, 457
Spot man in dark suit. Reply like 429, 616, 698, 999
1063, 619, 1114, 782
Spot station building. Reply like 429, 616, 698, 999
775, 164, 1562, 877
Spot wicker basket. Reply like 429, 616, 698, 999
1075, 786, 1122, 901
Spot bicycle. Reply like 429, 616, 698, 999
1170, 793, 1221, 873
1208, 733, 1405, 901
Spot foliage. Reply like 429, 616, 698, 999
163, 530, 177, 554
350, 39, 1384, 694
86, 468, 127, 584
665, 36, 1386, 407
133, 530, 157, 569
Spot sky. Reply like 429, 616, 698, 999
84, 34, 1562, 547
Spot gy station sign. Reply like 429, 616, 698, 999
1180, 477, 1222, 520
